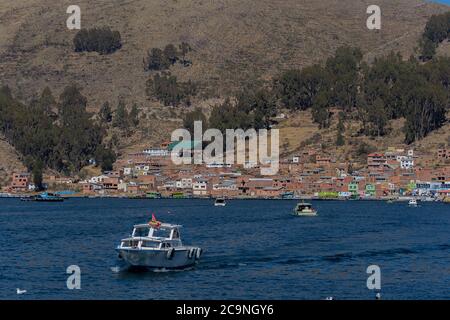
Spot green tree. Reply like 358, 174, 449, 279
367, 98, 388, 137
325, 46, 363, 111
144, 48, 170, 71
129, 103, 140, 126
336, 112, 345, 146
113, 100, 129, 130
183, 108, 207, 135
312, 90, 331, 129
163, 44, 179, 65
99, 101, 113, 123
32, 160, 44, 191
95, 146, 116, 172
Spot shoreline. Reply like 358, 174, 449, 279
0, 193, 447, 202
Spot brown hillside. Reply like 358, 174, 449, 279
0, 0, 449, 171
0, 0, 447, 107
0, 133, 26, 186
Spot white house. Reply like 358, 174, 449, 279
176, 178, 193, 189
123, 167, 133, 176
193, 180, 208, 196
143, 148, 169, 157
89, 175, 109, 184
397, 156, 414, 169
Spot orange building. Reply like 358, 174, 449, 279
10, 173, 30, 192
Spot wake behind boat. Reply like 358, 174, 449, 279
116, 215, 202, 269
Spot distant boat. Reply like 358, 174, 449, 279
20, 196, 35, 202
293, 201, 317, 216
408, 199, 418, 207
28, 192, 65, 202
214, 198, 226, 207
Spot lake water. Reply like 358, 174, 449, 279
0, 198, 448, 300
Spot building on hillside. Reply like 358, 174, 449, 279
137, 175, 157, 190
89, 175, 109, 184
437, 149, 450, 160
102, 177, 119, 191
367, 153, 386, 171
192, 179, 209, 196
316, 155, 331, 167
176, 178, 193, 189
348, 182, 359, 195
142, 148, 170, 157
397, 155, 414, 169
10, 173, 30, 192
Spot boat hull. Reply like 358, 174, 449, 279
292, 210, 317, 217
116, 247, 200, 269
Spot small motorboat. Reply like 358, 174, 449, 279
293, 202, 317, 216
214, 198, 226, 207
408, 199, 418, 207
116, 215, 202, 269
20, 196, 35, 202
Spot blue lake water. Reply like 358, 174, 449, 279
0, 198, 448, 300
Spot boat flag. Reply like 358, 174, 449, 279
149, 214, 161, 228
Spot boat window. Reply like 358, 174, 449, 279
152, 228, 171, 239
121, 240, 139, 248
172, 229, 180, 239
133, 227, 150, 237
161, 242, 172, 248
141, 241, 160, 248
121, 240, 131, 247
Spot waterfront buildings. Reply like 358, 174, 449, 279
3, 144, 450, 200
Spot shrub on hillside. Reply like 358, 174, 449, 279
73, 27, 122, 54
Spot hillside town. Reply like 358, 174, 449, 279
2, 140, 450, 201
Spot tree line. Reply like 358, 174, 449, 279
73, 27, 122, 54
0, 85, 116, 180
277, 47, 449, 144
419, 11, 450, 61
146, 72, 197, 106
98, 99, 140, 135
184, 45, 449, 145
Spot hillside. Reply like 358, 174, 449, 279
1, 0, 448, 104
0, 0, 449, 173
0, 134, 26, 187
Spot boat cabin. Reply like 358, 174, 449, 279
295, 202, 313, 211
119, 223, 182, 250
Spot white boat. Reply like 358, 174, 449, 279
116, 215, 202, 269
293, 202, 317, 216
408, 199, 418, 207
214, 198, 226, 207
